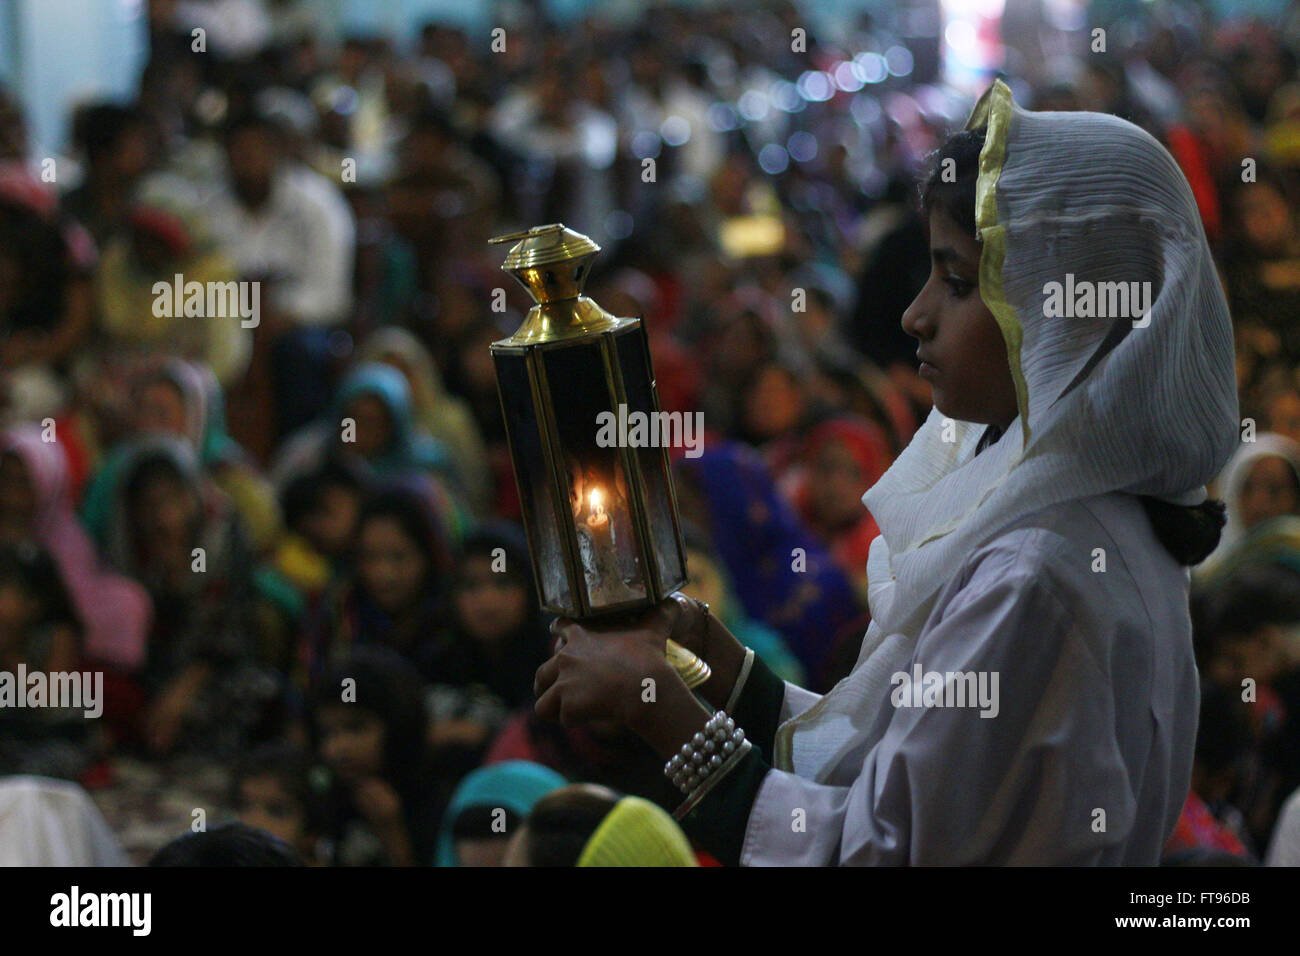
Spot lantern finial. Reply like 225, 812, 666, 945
489, 223, 632, 345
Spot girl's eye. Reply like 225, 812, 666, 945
945, 277, 975, 298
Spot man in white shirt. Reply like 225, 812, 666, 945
206, 113, 355, 437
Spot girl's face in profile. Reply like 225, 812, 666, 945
902, 208, 1019, 430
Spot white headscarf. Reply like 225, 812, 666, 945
775, 78, 1239, 779
1198, 432, 1300, 577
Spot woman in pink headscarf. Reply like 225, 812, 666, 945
0, 423, 151, 672
781, 416, 893, 601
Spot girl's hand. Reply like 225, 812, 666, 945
535, 601, 677, 729
667, 592, 749, 712
535, 600, 712, 759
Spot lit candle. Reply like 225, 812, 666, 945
586, 487, 612, 547
582, 485, 618, 596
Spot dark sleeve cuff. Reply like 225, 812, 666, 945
730, 652, 786, 764
678, 746, 769, 866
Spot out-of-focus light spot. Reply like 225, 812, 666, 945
631, 130, 662, 159
861, 167, 887, 198
854, 52, 887, 84
797, 70, 835, 102
661, 116, 691, 146
758, 143, 790, 174
914, 85, 958, 125
884, 92, 920, 125
770, 80, 804, 113
332, 86, 359, 115
945, 20, 977, 54
850, 94, 882, 126
605, 210, 633, 239
707, 102, 740, 131
194, 89, 228, 125
708, 57, 736, 89
1046, 1, 1084, 28
787, 131, 818, 162
884, 46, 914, 77
738, 89, 770, 121
833, 61, 865, 93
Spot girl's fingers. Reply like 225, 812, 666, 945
534, 653, 560, 698
534, 679, 563, 723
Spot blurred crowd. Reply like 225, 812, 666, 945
1, 0, 1300, 866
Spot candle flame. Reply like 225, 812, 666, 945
589, 487, 604, 516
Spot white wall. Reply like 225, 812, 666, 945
5, 0, 147, 157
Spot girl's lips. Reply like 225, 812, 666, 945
918, 361, 939, 379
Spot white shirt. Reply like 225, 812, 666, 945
206, 164, 355, 327
742, 492, 1198, 865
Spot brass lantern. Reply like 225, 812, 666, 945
489, 224, 708, 688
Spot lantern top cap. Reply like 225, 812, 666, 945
489, 223, 601, 271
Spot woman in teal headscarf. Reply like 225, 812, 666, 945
272, 363, 449, 484
271, 362, 469, 542
81, 357, 281, 555
434, 760, 567, 866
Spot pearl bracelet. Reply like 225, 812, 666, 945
664, 710, 746, 795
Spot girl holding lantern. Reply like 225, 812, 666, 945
536, 79, 1238, 865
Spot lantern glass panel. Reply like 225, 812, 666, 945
540, 342, 648, 608
494, 350, 572, 610
614, 327, 686, 593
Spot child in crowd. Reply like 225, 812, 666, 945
274, 458, 366, 606
0, 542, 97, 779
99, 436, 278, 758
426, 522, 551, 773
1197, 563, 1300, 846
779, 416, 892, 601
231, 741, 326, 865
309, 646, 440, 866
306, 487, 449, 685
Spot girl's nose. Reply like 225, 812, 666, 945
901, 284, 934, 342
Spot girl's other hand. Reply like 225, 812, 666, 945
535, 601, 714, 759
535, 601, 679, 730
